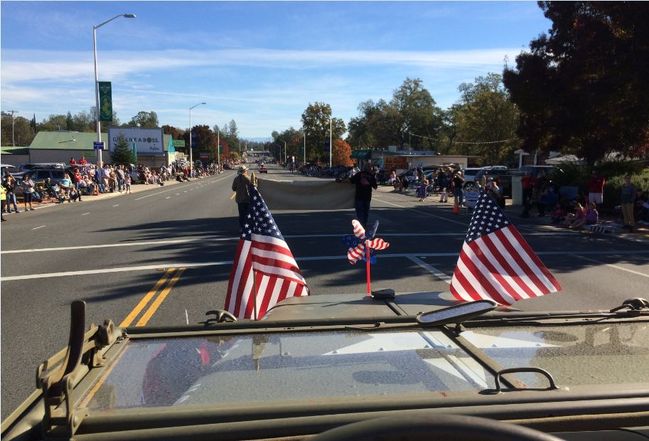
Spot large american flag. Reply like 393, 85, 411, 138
225, 186, 308, 319
450, 192, 560, 305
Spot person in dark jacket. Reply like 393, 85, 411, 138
350, 164, 377, 228
232, 165, 253, 231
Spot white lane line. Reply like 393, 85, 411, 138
374, 197, 467, 227
113, 204, 119, 207
135, 172, 232, 201
1, 238, 203, 254
176, 193, 180, 196
183, 190, 188, 193
0, 232, 585, 255
81, 212, 90, 216
165, 196, 171, 199
408, 256, 452, 284
1, 262, 226, 282
4, 250, 649, 281
31, 225, 46, 230
575, 255, 649, 279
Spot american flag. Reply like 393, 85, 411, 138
225, 186, 308, 319
450, 192, 560, 305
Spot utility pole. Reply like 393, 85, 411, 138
7, 110, 18, 146
329, 118, 333, 168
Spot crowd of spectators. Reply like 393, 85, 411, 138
1, 157, 224, 218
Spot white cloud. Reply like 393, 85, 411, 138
2, 47, 522, 83
1, 47, 523, 137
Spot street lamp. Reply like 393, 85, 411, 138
329, 117, 333, 168
215, 125, 221, 167
188, 102, 206, 177
93, 13, 136, 166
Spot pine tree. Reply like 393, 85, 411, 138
111, 136, 136, 165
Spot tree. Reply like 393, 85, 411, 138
301, 102, 346, 162
185, 125, 216, 161
333, 139, 353, 166
227, 120, 238, 139
347, 100, 401, 149
451, 74, 520, 165
390, 78, 444, 149
162, 125, 185, 139
39, 114, 69, 132
271, 127, 303, 162
111, 136, 135, 165
0, 113, 34, 146
503, 2, 649, 164
127, 111, 159, 128
71, 110, 95, 132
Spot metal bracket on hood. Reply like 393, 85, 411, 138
36, 300, 120, 438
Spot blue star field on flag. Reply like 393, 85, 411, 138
465, 192, 511, 242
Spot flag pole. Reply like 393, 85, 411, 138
365, 240, 371, 296
252, 270, 258, 320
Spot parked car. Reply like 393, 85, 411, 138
474, 166, 512, 197
19, 162, 67, 172
462, 167, 482, 183
514, 165, 561, 178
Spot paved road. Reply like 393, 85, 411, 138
2, 164, 649, 418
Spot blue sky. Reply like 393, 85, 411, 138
1, 1, 551, 139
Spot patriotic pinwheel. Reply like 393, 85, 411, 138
342, 220, 390, 296
346, 220, 389, 264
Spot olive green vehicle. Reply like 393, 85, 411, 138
2, 292, 649, 441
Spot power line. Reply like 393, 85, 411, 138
408, 131, 513, 145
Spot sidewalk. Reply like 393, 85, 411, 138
377, 185, 649, 243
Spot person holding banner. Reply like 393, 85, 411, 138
232, 165, 253, 231
350, 163, 377, 228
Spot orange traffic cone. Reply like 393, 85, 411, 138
452, 201, 460, 214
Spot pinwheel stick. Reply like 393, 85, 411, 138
365, 240, 371, 296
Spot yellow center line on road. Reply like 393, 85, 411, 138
136, 268, 186, 327
119, 269, 175, 328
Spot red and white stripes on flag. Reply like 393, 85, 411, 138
226, 234, 308, 319
449, 192, 560, 305
225, 185, 308, 320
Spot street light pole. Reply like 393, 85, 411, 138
284, 141, 287, 164
188, 102, 206, 178
303, 131, 306, 165
329, 118, 333, 168
93, 13, 135, 167
217, 128, 220, 167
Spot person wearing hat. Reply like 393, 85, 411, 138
232, 165, 253, 231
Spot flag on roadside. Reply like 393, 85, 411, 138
225, 185, 308, 319
450, 191, 560, 305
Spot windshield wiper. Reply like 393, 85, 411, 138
416, 298, 649, 330
609, 298, 649, 313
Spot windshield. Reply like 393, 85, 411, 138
85, 329, 490, 410
2, 1, 649, 434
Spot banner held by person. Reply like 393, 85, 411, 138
225, 185, 309, 319
450, 191, 561, 305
